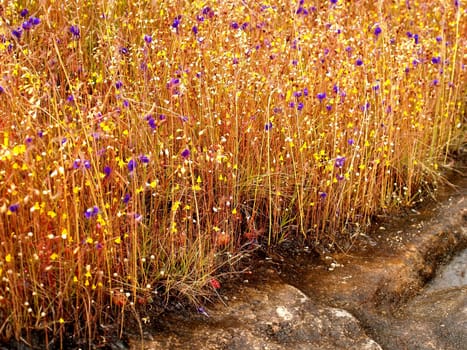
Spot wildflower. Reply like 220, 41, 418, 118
12, 28, 22, 39
374, 26, 382, 36
139, 155, 150, 163
73, 159, 81, 169
303, 87, 309, 96
103, 166, 111, 177
348, 138, 355, 145
123, 193, 131, 204
431, 56, 441, 64
319, 192, 327, 199
265, 121, 273, 131
147, 116, 157, 129
67, 94, 74, 102
20, 9, 29, 17
192, 26, 198, 35
335, 156, 346, 168
9, 203, 19, 212
69, 25, 80, 39
0, 86, 4, 94
128, 159, 136, 172
326, 105, 332, 111
436, 36, 442, 43
22, 21, 32, 30
355, 58, 363, 66
230, 22, 239, 29
317, 92, 327, 101
29, 17, 41, 26
115, 80, 123, 89
330, 0, 338, 4
297, 102, 304, 111
181, 148, 190, 159
172, 15, 182, 29
197, 307, 209, 317
85, 206, 99, 219
210, 278, 221, 289
123, 99, 129, 108
144, 34, 152, 44
119, 47, 129, 55
413, 34, 419, 44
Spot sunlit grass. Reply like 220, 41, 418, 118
0, 0, 465, 347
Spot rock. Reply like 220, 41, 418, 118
133, 282, 382, 350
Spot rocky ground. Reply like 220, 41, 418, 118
128, 167, 466, 350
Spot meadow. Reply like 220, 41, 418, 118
0, 0, 465, 347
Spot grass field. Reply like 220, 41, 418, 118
0, 0, 465, 347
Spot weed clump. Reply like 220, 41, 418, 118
0, 0, 465, 347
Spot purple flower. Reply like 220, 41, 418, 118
436, 36, 442, 42
115, 80, 123, 89
22, 21, 32, 30
413, 34, 419, 44
69, 25, 80, 39
103, 166, 111, 177
128, 159, 136, 172
330, 0, 338, 4
28, 16, 41, 26
20, 9, 29, 17
230, 22, 239, 29
123, 193, 131, 204
181, 148, 191, 159
9, 203, 19, 212
374, 26, 382, 36
293, 91, 302, 98
431, 56, 441, 64
297, 102, 304, 111
355, 58, 363, 66
0, 86, 4, 94
85, 206, 99, 219
303, 87, 309, 96
348, 138, 355, 145
319, 192, 327, 199
335, 156, 346, 168
83, 160, 91, 169
192, 26, 198, 35
147, 116, 157, 129
265, 121, 273, 131
172, 15, 182, 29
12, 28, 22, 39
73, 159, 81, 169
144, 34, 152, 44
123, 99, 129, 108
326, 104, 332, 111
67, 94, 74, 102
317, 92, 327, 101
139, 155, 150, 163
119, 47, 129, 55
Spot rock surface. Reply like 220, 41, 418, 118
131, 173, 466, 350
